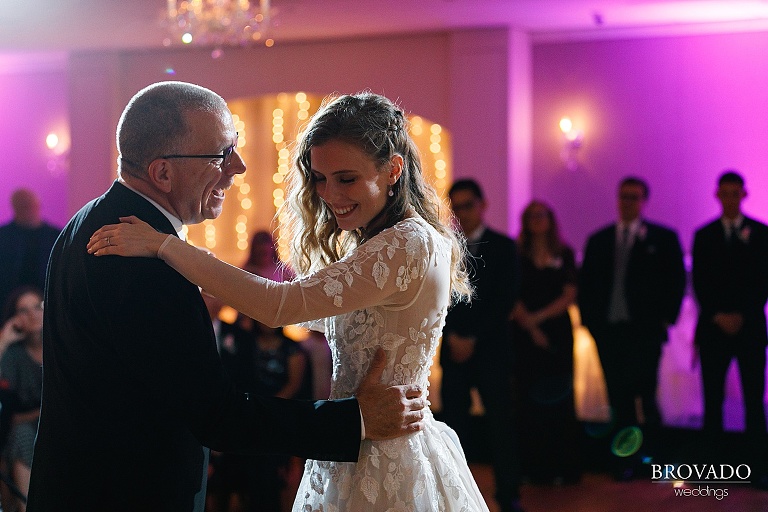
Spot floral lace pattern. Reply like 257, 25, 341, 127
289, 217, 489, 511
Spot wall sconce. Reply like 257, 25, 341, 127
559, 117, 583, 171
46, 131, 70, 177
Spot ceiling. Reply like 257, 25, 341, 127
3, 0, 768, 55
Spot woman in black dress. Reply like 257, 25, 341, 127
511, 200, 581, 484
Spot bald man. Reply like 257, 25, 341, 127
0, 189, 61, 308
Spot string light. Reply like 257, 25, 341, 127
203, 220, 216, 249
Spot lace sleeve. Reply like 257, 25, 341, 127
269, 219, 432, 325
161, 219, 433, 327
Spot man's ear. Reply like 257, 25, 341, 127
147, 159, 173, 193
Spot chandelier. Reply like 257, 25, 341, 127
165, 0, 276, 48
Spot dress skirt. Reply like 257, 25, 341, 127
292, 412, 490, 511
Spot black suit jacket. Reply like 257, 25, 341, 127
27, 182, 360, 512
692, 216, 768, 346
441, 227, 519, 364
0, 220, 60, 307
579, 220, 686, 342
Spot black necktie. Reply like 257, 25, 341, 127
609, 226, 631, 322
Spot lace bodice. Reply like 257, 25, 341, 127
266, 216, 451, 397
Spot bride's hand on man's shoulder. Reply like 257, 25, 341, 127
87, 215, 166, 258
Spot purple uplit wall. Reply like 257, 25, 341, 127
0, 67, 69, 228
532, 30, 768, 260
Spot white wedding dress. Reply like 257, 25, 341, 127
256, 215, 489, 511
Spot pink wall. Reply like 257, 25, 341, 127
0, 68, 69, 227
532, 31, 768, 259
447, 30, 529, 235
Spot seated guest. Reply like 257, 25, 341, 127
0, 286, 45, 511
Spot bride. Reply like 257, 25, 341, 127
89, 92, 490, 511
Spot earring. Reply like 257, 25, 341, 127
388, 188, 394, 197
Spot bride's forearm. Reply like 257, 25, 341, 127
158, 236, 284, 327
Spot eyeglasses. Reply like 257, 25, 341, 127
161, 133, 238, 169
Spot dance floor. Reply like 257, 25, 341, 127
279, 446, 768, 512
470, 463, 768, 512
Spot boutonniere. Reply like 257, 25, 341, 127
637, 224, 648, 241
739, 225, 751, 243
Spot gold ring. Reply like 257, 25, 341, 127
106, 236, 111, 246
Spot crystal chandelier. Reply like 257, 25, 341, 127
165, 0, 276, 48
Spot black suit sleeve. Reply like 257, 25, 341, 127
655, 227, 686, 326
90, 252, 360, 461
578, 231, 606, 332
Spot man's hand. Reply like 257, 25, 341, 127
446, 333, 476, 363
356, 348, 426, 440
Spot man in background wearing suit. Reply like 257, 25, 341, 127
0, 189, 60, 309
27, 81, 425, 512
579, 176, 686, 479
692, 170, 768, 484
440, 179, 523, 512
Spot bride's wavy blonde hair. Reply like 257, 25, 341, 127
279, 92, 471, 304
